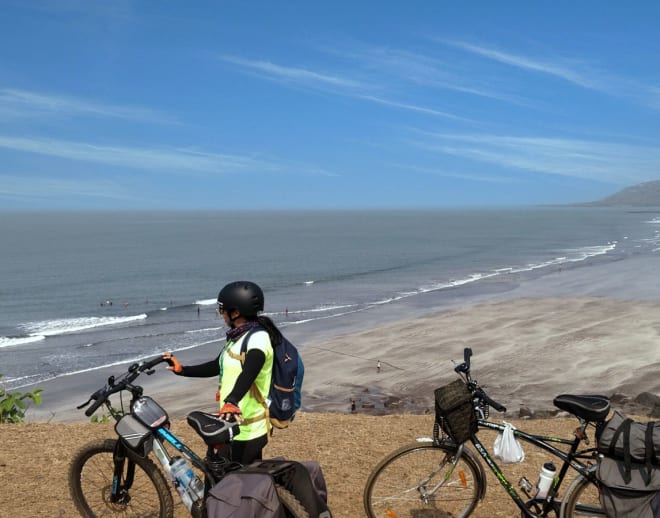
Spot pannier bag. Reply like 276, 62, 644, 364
206, 471, 285, 518
597, 457, 660, 518
597, 410, 660, 484
206, 459, 331, 518
434, 379, 477, 444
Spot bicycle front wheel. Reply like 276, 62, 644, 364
364, 442, 482, 518
561, 473, 605, 517
69, 438, 174, 518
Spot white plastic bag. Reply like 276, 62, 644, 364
493, 421, 525, 463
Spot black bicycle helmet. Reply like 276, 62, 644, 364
217, 281, 264, 318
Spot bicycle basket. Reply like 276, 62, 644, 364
434, 379, 477, 444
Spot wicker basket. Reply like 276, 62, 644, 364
434, 379, 477, 444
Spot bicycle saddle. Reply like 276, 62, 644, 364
553, 394, 610, 422
186, 411, 240, 447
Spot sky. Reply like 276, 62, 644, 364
1, 1, 660, 210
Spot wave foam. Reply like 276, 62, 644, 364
19, 314, 147, 337
0, 335, 46, 348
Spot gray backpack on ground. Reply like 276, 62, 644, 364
597, 410, 660, 517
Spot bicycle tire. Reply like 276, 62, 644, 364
69, 438, 174, 518
276, 483, 311, 518
561, 473, 605, 517
364, 441, 483, 518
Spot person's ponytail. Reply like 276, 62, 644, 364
256, 315, 283, 346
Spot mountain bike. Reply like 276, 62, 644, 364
68, 356, 309, 518
363, 348, 611, 518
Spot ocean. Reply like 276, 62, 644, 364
2, 208, 659, 393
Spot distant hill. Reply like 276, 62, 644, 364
584, 180, 660, 207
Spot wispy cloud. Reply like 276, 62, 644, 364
0, 174, 137, 203
219, 56, 365, 90
441, 39, 660, 109
349, 46, 532, 107
389, 163, 518, 184
0, 135, 342, 179
412, 132, 660, 184
443, 40, 600, 89
220, 54, 468, 120
0, 88, 177, 124
358, 95, 473, 122
0, 135, 277, 174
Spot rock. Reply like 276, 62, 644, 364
650, 404, 660, 419
519, 405, 533, 418
384, 396, 401, 408
532, 409, 561, 419
609, 393, 630, 405
634, 392, 660, 408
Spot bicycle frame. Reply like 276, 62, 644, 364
106, 393, 213, 515
467, 419, 600, 517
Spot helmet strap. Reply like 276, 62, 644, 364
227, 310, 246, 328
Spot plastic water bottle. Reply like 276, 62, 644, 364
535, 462, 556, 498
169, 457, 204, 510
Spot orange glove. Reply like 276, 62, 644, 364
162, 352, 183, 374
219, 402, 242, 422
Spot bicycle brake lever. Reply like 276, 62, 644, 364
76, 398, 92, 410
76, 386, 105, 409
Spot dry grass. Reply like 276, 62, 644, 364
0, 413, 602, 517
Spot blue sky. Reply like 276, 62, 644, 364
2, 1, 660, 210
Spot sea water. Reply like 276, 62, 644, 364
1, 208, 659, 391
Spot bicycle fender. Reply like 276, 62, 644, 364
559, 470, 596, 517
460, 444, 488, 501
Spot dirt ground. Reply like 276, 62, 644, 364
0, 412, 614, 517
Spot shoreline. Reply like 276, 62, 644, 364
23, 253, 660, 424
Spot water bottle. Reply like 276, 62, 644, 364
169, 457, 205, 510
535, 462, 556, 499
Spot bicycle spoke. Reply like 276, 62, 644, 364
365, 444, 480, 518
71, 440, 172, 518
563, 475, 605, 517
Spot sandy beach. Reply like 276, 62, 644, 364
3, 254, 660, 516
26, 253, 660, 424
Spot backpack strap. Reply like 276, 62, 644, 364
226, 327, 272, 434
621, 419, 633, 484
644, 421, 655, 486
608, 418, 634, 484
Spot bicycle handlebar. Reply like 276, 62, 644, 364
477, 387, 507, 413
78, 356, 168, 417
455, 347, 507, 413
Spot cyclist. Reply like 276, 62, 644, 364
164, 280, 281, 464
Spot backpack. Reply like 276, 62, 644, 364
240, 327, 304, 429
596, 410, 660, 517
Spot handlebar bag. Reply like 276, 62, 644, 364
115, 414, 153, 455
434, 379, 477, 444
